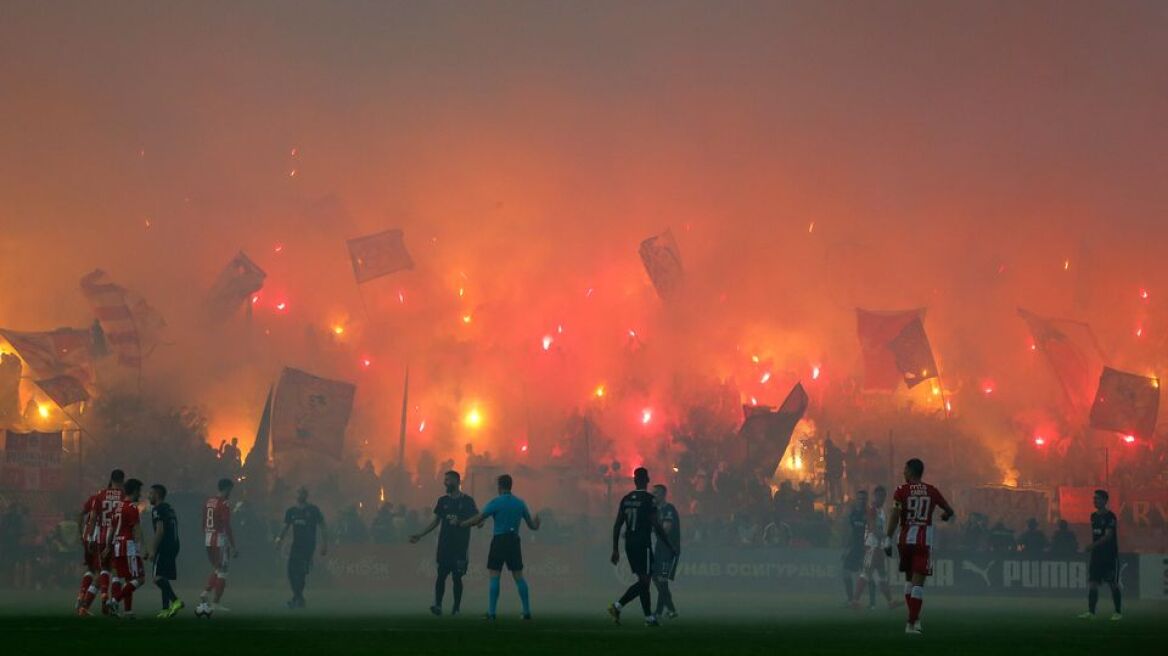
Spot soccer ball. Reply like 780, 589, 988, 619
195, 602, 213, 619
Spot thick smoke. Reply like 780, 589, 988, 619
1, 1, 1165, 481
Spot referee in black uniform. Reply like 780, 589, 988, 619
276, 487, 328, 609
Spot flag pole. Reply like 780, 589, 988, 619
397, 365, 409, 477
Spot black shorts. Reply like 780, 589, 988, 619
652, 549, 679, 580
153, 546, 179, 581
288, 550, 314, 577
1088, 555, 1119, 584
843, 546, 864, 572
487, 534, 523, 572
437, 554, 469, 576
625, 539, 653, 577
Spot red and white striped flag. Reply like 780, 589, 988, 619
79, 270, 166, 368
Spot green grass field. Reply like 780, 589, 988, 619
3, 590, 1164, 655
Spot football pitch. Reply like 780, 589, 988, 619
2, 591, 1164, 656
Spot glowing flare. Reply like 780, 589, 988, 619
1063, 258, 1070, 271
274, 243, 284, 253
275, 301, 287, 312
378, 487, 385, 503
289, 169, 297, 177
1034, 436, 1046, 447
144, 218, 152, 229
361, 357, 372, 369
751, 354, 760, 364
464, 408, 483, 429
811, 365, 821, 380
542, 335, 553, 351
672, 466, 679, 473
641, 408, 653, 425
37, 404, 50, 419
458, 287, 464, 297
1152, 378, 1160, 389
418, 420, 426, 433
1123, 435, 1136, 444
398, 291, 405, 304
520, 444, 529, 453
251, 295, 260, 305
332, 325, 345, 336
808, 221, 815, 234
462, 314, 472, 324
1140, 288, 1149, 300
759, 372, 771, 384
931, 383, 941, 397
1135, 326, 1143, 337
594, 385, 606, 398
749, 396, 758, 406
945, 400, 953, 413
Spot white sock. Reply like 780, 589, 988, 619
613, 601, 621, 610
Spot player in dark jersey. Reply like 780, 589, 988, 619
411, 470, 478, 616
1078, 489, 1122, 620
276, 487, 328, 609
608, 467, 675, 627
651, 484, 681, 619
842, 489, 869, 605
148, 484, 183, 618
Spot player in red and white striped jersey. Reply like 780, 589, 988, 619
105, 478, 145, 618
76, 469, 125, 616
201, 478, 238, 611
883, 458, 954, 635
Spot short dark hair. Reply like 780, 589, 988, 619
634, 467, 650, 485
497, 474, 513, 491
218, 478, 234, 493
652, 484, 667, 494
906, 458, 925, 479
445, 470, 461, 482
150, 484, 168, 499
109, 469, 125, 484
124, 479, 143, 496
1094, 489, 1109, 502
874, 485, 886, 495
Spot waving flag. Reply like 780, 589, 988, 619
638, 229, 684, 301
34, 375, 89, 408
0, 354, 19, 424
0, 327, 95, 384
347, 229, 414, 283
271, 368, 355, 459
79, 270, 166, 368
206, 251, 266, 321
1018, 308, 1105, 412
735, 383, 809, 471
856, 309, 939, 390
1089, 367, 1160, 438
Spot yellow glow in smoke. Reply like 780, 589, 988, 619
464, 407, 483, 429
37, 403, 51, 419
594, 385, 606, 398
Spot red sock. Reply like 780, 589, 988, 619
111, 579, 123, 602
907, 586, 924, 623
98, 571, 111, 599
205, 572, 219, 595
123, 587, 135, 612
78, 572, 94, 599
81, 585, 98, 609
215, 577, 227, 602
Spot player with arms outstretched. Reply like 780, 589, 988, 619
105, 478, 145, 618
201, 478, 237, 613
884, 458, 954, 634
76, 469, 125, 616
608, 467, 676, 627
460, 474, 540, 620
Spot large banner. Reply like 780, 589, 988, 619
1, 430, 64, 491
318, 543, 1143, 598
271, 367, 356, 459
